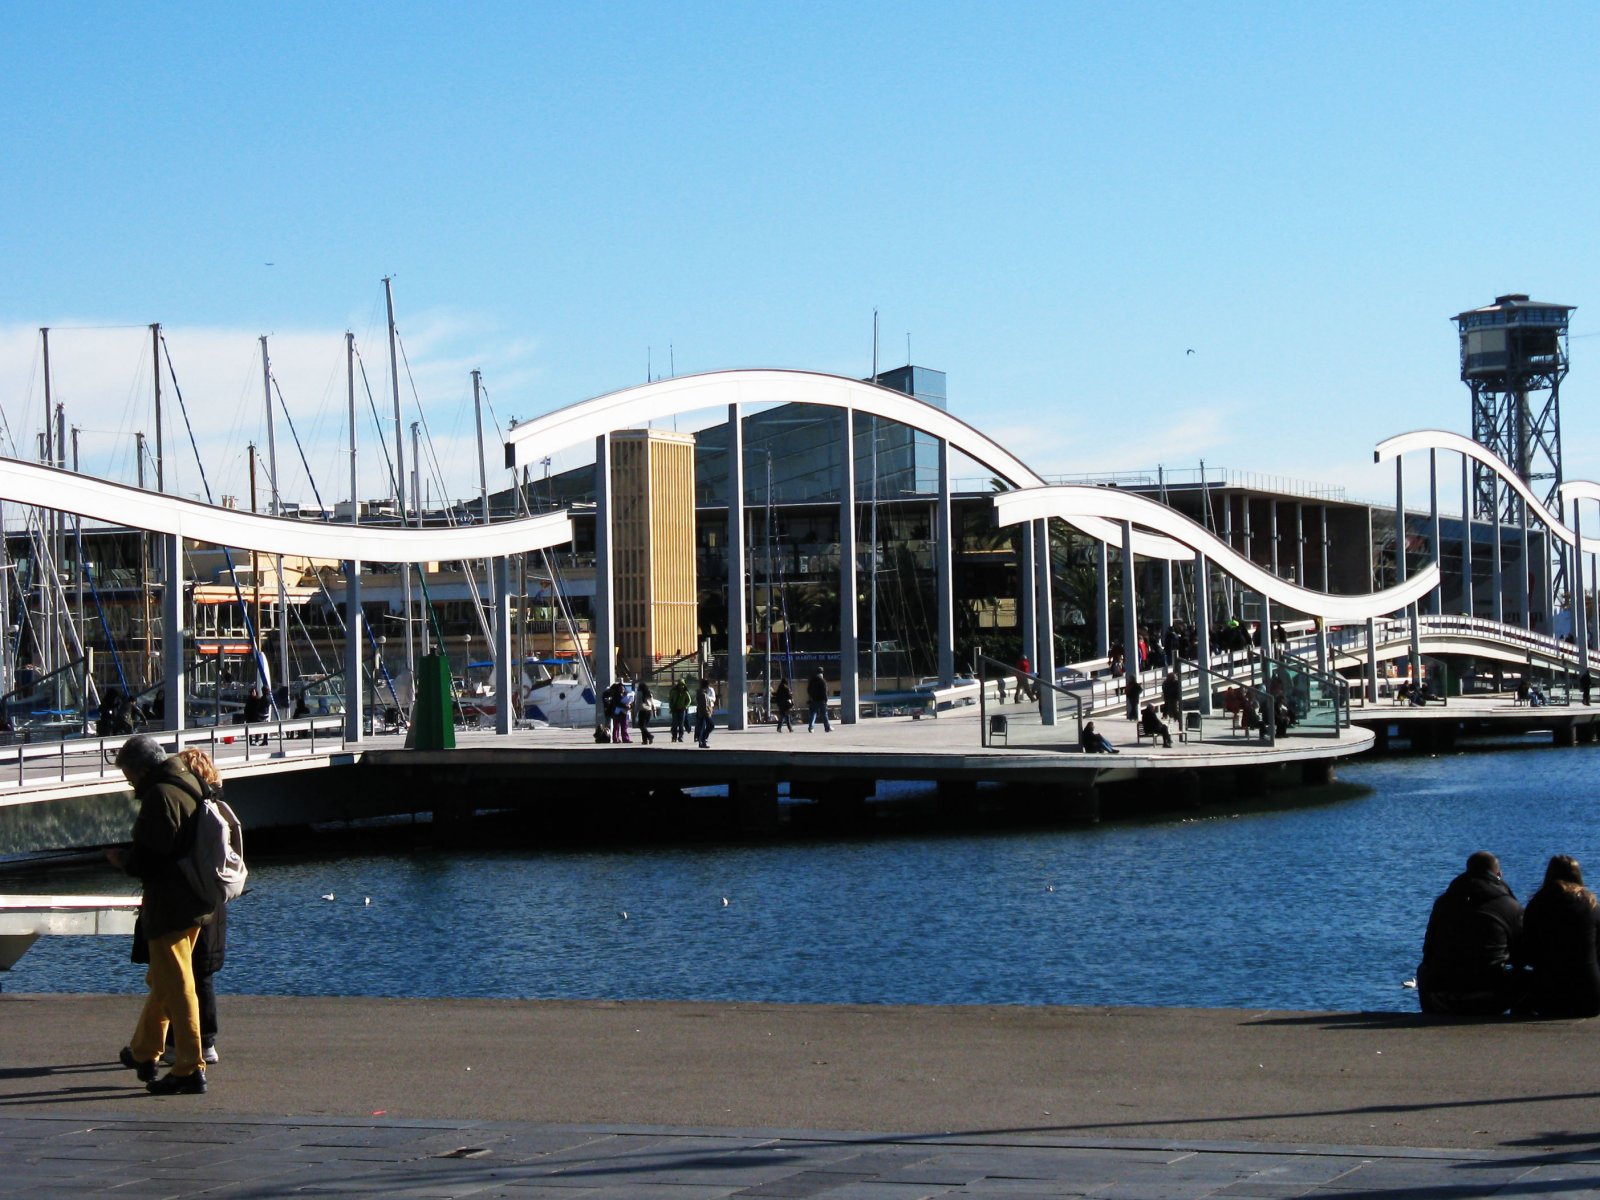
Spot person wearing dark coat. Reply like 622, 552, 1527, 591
1416, 850, 1525, 1016
772, 679, 794, 732
108, 734, 215, 1094
1161, 672, 1181, 722
1521, 855, 1600, 1019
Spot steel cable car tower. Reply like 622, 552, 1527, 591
1455, 293, 1575, 619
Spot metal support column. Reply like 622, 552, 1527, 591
1195, 551, 1212, 715
837, 409, 859, 723
593, 434, 614, 702
1019, 524, 1037, 678
493, 557, 513, 735
1492, 476, 1504, 624
1159, 558, 1173, 638
935, 440, 955, 687
1428, 449, 1442, 616
1320, 505, 1330, 592
161, 533, 185, 731
1365, 617, 1379, 704
1572, 502, 1589, 676
343, 560, 364, 742
726, 403, 748, 730
1295, 502, 1305, 587
1035, 519, 1056, 725
1461, 456, 1474, 618
1120, 521, 1138, 716
1093, 541, 1109, 658
1269, 498, 1279, 577
1519, 494, 1531, 632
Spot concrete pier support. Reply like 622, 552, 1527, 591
1301, 759, 1334, 786
731, 778, 779, 832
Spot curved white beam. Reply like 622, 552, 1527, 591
505, 368, 1047, 488
0, 459, 572, 562
1376, 430, 1600, 555
993, 485, 1441, 622
503, 367, 1195, 560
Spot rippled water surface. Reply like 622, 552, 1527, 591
11, 741, 1599, 1011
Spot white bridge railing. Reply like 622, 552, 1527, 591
0, 715, 350, 795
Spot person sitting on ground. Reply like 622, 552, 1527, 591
1416, 850, 1525, 1016
1530, 682, 1547, 708
1079, 720, 1119, 754
1139, 704, 1173, 748
1520, 855, 1600, 1019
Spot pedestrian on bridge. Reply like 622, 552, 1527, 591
668, 678, 690, 742
806, 669, 832, 732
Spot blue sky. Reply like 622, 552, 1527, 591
4, 2, 1599, 510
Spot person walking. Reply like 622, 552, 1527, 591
772, 678, 794, 732
668, 678, 690, 743
694, 678, 717, 747
151, 748, 228, 1067
1161, 671, 1181, 722
108, 734, 214, 1095
634, 680, 655, 745
806, 668, 832, 732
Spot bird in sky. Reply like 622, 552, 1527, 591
1186, 348, 1195, 355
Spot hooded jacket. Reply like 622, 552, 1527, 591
1417, 868, 1522, 996
122, 758, 216, 938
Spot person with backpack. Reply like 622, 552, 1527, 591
168, 748, 228, 1065
667, 678, 691, 743
107, 734, 215, 1095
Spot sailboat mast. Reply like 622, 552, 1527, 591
137, 432, 153, 685
38, 328, 54, 673
383, 278, 415, 684
249, 443, 262, 691
869, 310, 878, 697
764, 452, 773, 701
412, 420, 429, 656
472, 369, 494, 611
150, 324, 163, 494
345, 332, 358, 526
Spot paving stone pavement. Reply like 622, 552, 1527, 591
6, 1113, 1600, 1199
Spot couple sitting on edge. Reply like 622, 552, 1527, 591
1416, 850, 1600, 1019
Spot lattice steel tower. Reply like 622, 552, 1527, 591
1455, 293, 1574, 521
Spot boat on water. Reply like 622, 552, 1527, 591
450, 658, 597, 729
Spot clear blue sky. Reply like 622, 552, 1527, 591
4, 2, 1599, 509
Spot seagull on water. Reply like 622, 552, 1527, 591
721, 897, 730, 907
619, 910, 629, 920
321, 893, 335, 901
364, 897, 372, 906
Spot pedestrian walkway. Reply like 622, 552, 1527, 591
7, 994, 1600, 1197
9, 1111, 1600, 1198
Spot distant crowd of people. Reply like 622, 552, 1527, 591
595, 667, 835, 748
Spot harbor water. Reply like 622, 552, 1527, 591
8, 739, 1598, 1012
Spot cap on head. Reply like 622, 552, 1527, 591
114, 734, 167, 777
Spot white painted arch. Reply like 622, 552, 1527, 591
0, 458, 574, 562
993, 485, 1442, 623
1375, 429, 1600, 556
501, 368, 1194, 559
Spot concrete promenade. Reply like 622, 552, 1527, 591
4, 994, 1600, 1196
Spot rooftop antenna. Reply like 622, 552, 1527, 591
906, 332, 911, 365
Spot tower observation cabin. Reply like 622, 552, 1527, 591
1455, 293, 1574, 522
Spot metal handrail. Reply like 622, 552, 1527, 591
976, 653, 1084, 748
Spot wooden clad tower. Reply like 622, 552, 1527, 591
609, 430, 698, 673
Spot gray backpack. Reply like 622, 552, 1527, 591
175, 780, 248, 909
